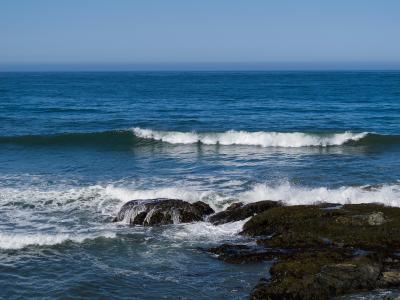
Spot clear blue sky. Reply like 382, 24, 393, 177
1, 0, 400, 70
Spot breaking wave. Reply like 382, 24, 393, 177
239, 182, 400, 207
105, 181, 400, 210
132, 128, 368, 147
1, 180, 400, 249
1, 128, 399, 148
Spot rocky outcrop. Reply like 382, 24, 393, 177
208, 200, 282, 225
113, 198, 214, 226
252, 251, 370, 299
241, 203, 400, 250
114, 198, 400, 299
251, 251, 400, 300
205, 203, 400, 299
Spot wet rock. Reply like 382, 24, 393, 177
251, 250, 383, 300
368, 211, 386, 226
380, 271, 400, 286
205, 203, 400, 299
191, 201, 215, 216
378, 255, 400, 287
114, 198, 214, 226
226, 202, 244, 210
208, 200, 282, 225
241, 204, 400, 250
335, 211, 386, 226
207, 243, 288, 264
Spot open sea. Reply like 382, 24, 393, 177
1, 71, 400, 299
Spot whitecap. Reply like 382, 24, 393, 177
132, 127, 368, 148
239, 181, 400, 207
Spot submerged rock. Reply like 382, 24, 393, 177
114, 198, 214, 226
208, 200, 282, 225
207, 243, 288, 264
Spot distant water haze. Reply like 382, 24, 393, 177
2, 62, 400, 72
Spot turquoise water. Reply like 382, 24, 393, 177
1, 71, 400, 299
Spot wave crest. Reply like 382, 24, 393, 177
106, 181, 400, 210
1, 180, 400, 249
2, 129, 399, 148
132, 128, 368, 147
239, 182, 400, 207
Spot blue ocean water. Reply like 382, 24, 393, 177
0, 71, 400, 299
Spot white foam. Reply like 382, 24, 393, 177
0, 232, 116, 250
106, 181, 400, 211
2, 179, 400, 250
0, 184, 110, 210
162, 219, 247, 243
0, 184, 120, 249
132, 127, 368, 147
104, 185, 230, 211
105, 185, 206, 203
239, 182, 400, 207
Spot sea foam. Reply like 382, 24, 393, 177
132, 128, 368, 147
239, 182, 400, 207
106, 181, 400, 210
162, 219, 248, 243
2, 180, 400, 249
0, 232, 116, 250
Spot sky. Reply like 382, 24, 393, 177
1, 0, 400, 70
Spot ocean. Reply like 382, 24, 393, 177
1, 71, 400, 299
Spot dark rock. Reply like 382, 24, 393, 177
241, 204, 400, 250
113, 198, 214, 226
239, 203, 400, 299
226, 202, 243, 210
251, 250, 384, 300
208, 200, 282, 225
207, 243, 288, 264
335, 211, 386, 226
378, 255, 400, 287
380, 271, 400, 286
202, 203, 400, 299
192, 201, 215, 216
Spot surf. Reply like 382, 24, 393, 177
132, 128, 370, 147
3, 128, 399, 148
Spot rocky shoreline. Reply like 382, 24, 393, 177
114, 198, 400, 299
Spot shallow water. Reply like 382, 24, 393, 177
1, 71, 400, 298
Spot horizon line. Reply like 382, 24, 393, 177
1, 62, 400, 72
